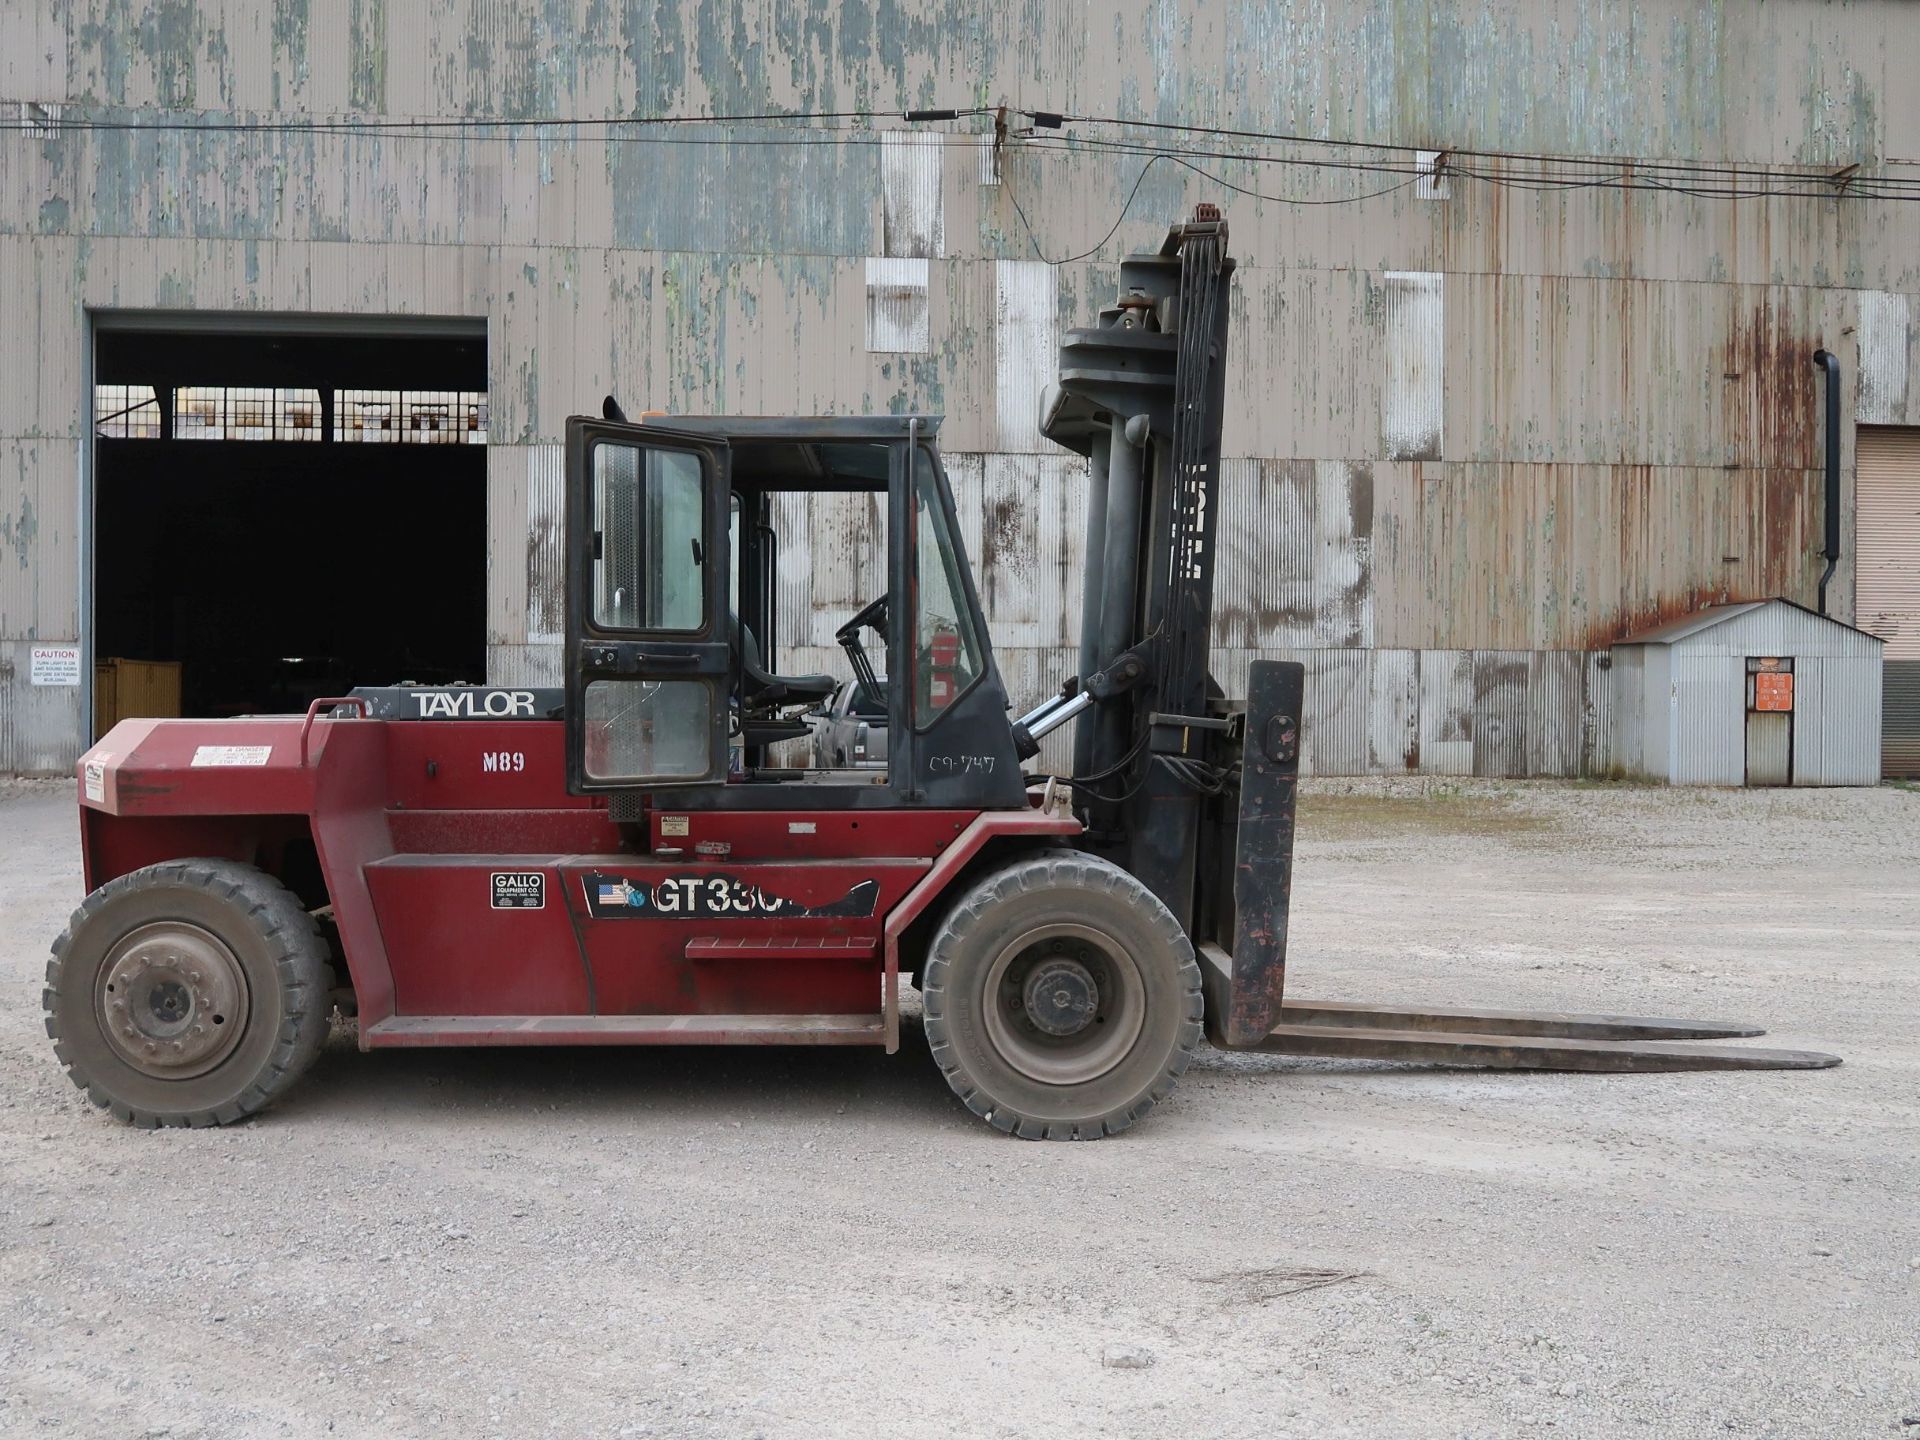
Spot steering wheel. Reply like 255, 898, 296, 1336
835, 594, 889, 702
834, 593, 889, 646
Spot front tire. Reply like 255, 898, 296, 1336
45, 860, 334, 1128
921, 853, 1201, 1139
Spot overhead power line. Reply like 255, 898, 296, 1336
1022, 108, 1920, 191
8, 102, 1915, 193
0, 107, 997, 135
8, 101, 1917, 190
9, 102, 1920, 273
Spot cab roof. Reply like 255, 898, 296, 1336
637, 414, 941, 440
632, 414, 944, 491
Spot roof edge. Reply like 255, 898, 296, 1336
1611, 596, 1886, 647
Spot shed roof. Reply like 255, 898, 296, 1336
1613, 597, 1884, 648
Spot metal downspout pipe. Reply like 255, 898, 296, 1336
1813, 348, 1841, 615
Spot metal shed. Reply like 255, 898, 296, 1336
1611, 600, 1883, 787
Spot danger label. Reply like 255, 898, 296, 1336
490, 872, 545, 909
191, 745, 273, 767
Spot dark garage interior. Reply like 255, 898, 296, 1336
91, 323, 488, 732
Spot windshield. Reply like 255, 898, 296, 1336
911, 446, 984, 727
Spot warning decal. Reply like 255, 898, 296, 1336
191, 745, 274, 768
30, 646, 81, 686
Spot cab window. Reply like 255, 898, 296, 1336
592, 443, 705, 632
912, 447, 983, 726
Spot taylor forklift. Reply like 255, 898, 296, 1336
50, 207, 1836, 1138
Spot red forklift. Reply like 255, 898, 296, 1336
49, 209, 1836, 1138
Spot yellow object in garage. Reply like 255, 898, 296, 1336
94, 658, 183, 735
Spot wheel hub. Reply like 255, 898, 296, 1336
1022, 957, 1100, 1037
982, 923, 1148, 1087
98, 922, 249, 1079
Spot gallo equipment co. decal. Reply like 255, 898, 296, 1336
582, 873, 880, 921
490, 872, 546, 909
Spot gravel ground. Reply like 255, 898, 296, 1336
1, 776, 1916, 1439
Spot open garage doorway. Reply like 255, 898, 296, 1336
89, 317, 488, 735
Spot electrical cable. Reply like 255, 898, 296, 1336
1144, 756, 1221, 802
15, 100, 1912, 192
13, 102, 1918, 204
1025, 129, 1920, 201
1072, 730, 1152, 785
1027, 108, 1920, 191
1057, 754, 1158, 804
996, 135, 1920, 266
1002, 146, 1430, 266
1005, 151, 1170, 264
1165, 156, 1423, 206
17, 99, 1913, 197
0, 107, 996, 135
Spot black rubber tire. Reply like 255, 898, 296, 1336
44, 859, 334, 1129
921, 852, 1202, 1140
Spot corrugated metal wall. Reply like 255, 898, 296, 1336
3, 2, 1920, 773
1793, 655, 1886, 787
1669, 654, 1748, 787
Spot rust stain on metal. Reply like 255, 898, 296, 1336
1724, 298, 1819, 472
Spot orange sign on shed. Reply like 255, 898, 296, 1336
1754, 672, 1794, 712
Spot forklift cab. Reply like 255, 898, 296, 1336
562, 414, 1029, 810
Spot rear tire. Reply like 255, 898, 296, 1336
921, 853, 1201, 1139
44, 860, 334, 1128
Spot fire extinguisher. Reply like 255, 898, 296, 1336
928, 626, 960, 710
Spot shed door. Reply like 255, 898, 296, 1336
1858, 426, 1920, 778
1745, 657, 1792, 787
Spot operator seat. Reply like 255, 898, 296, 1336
728, 614, 836, 752
733, 616, 835, 706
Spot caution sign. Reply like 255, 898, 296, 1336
30, 645, 81, 686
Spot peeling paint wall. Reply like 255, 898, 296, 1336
991, 261, 1057, 453
3, 1, 1919, 772
1381, 272, 1442, 462
1857, 292, 1914, 426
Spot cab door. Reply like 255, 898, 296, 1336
564, 418, 732, 792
